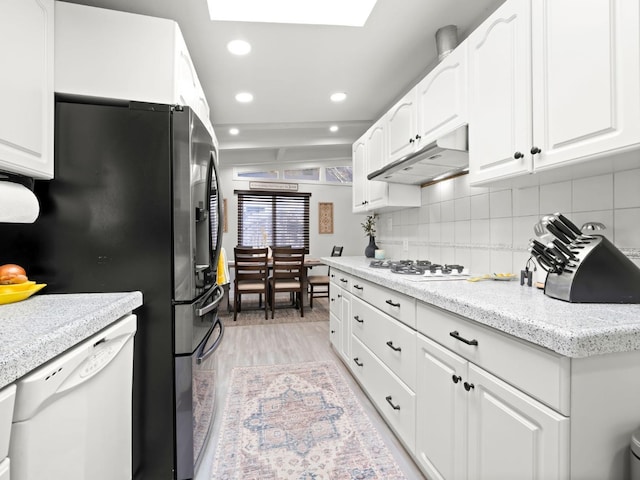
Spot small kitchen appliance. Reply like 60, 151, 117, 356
529, 213, 640, 303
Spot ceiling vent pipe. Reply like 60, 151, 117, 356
435, 25, 458, 61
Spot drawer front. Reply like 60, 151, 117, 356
351, 336, 416, 452
417, 302, 570, 414
334, 272, 351, 290
350, 277, 416, 328
351, 296, 417, 390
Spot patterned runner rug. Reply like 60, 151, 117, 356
211, 361, 407, 479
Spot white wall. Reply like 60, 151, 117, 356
218, 165, 368, 259
375, 166, 640, 273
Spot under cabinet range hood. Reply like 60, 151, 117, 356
367, 125, 469, 185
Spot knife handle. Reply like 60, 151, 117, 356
549, 218, 577, 240
552, 239, 578, 261
554, 213, 583, 236
543, 221, 572, 245
529, 249, 557, 273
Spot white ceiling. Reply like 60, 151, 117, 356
61, 0, 505, 165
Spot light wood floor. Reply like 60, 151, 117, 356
195, 320, 426, 479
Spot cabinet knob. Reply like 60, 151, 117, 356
530, 146, 541, 155
415, 134, 421, 140
463, 381, 475, 392
513, 151, 524, 159
409, 138, 415, 144
452, 375, 462, 384
330, 329, 335, 334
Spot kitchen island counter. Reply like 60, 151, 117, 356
322, 256, 640, 358
0, 291, 142, 389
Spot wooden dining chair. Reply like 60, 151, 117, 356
233, 246, 269, 321
307, 245, 343, 308
268, 247, 306, 319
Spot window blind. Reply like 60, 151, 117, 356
235, 190, 311, 252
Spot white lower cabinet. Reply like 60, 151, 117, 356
329, 273, 352, 363
0, 384, 15, 480
416, 334, 569, 480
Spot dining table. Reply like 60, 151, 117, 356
222, 257, 324, 312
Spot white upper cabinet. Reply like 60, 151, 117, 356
416, 43, 468, 146
386, 88, 419, 163
531, 0, 640, 172
55, 2, 214, 139
352, 137, 367, 212
468, 0, 640, 185
0, 0, 54, 179
365, 122, 387, 209
467, 0, 533, 185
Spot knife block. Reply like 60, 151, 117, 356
544, 235, 640, 303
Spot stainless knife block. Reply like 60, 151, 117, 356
544, 235, 640, 303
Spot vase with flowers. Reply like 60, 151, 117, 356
361, 215, 378, 258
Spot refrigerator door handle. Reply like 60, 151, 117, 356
196, 285, 223, 317
197, 318, 224, 364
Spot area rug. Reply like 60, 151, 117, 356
221, 295, 330, 327
211, 361, 407, 479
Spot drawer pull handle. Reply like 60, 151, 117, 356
452, 375, 462, 384
450, 330, 478, 346
354, 315, 364, 324
353, 357, 363, 367
353, 284, 364, 290
464, 381, 475, 392
340, 278, 348, 283
385, 299, 401, 308
386, 341, 401, 352
385, 395, 401, 410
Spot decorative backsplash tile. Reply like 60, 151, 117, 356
376, 167, 640, 271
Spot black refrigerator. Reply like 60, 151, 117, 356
0, 96, 224, 479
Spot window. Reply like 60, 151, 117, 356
236, 170, 279, 179
283, 167, 320, 181
235, 190, 311, 252
325, 166, 352, 183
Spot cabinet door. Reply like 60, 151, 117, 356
466, 363, 569, 480
352, 138, 367, 212
416, 335, 467, 480
467, 0, 533, 185
339, 292, 352, 362
0, 0, 54, 179
386, 88, 418, 163
531, 0, 640, 171
416, 44, 468, 145
366, 121, 388, 208
329, 312, 342, 352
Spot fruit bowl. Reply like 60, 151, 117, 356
0, 283, 46, 305
0, 281, 36, 293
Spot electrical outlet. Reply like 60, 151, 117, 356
403, 239, 409, 252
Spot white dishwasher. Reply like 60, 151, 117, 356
9, 314, 137, 480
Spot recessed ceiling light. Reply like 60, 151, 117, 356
235, 92, 254, 103
229, 127, 240, 135
227, 39, 251, 56
329, 125, 339, 132
207, 0, 377, 27
330, 92, 347, 103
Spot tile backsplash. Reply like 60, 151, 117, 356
376, 168, 640, 273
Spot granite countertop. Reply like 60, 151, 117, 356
0, 292, 143, 389
322, 256, 640, 358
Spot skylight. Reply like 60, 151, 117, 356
207, 0, 378, 27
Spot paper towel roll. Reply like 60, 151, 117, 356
0, 181, 40, 223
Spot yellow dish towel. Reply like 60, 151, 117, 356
217, 247, 230, 285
